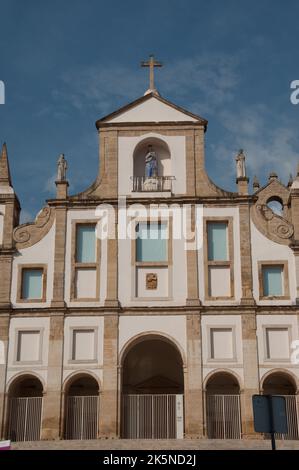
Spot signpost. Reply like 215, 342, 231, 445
252, 395, 288, 450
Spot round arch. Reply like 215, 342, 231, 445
62, 371, 101, 395
63, 372, 100, 440
6, 374, 44, 442
7, 373, 44, 397
121, 333, 184, 395
205, 370, 241, 395
261, 369, 298, 395
120, 332, 185, 439
119, 331, 186, 368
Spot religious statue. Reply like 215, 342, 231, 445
235, 149, 246, 178
57, 153, 67, 181
145, 145, 158, 178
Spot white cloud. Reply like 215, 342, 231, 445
212, 105, 299, 188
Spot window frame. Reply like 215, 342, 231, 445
69, 326, 98, 364
131, 217, 172, 300
258, 260, 290, 300
71, 220, 101, 301
14, 327, 44, 365
207, 325, 237, 362
17, 264, 47, 303
262, 325, 291, 362
204, 217, 234, 300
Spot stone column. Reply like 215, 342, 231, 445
98, 315, 119, 437
0, 315, 9, 439
41, 314, 64, 440
241, 312, 260, 438
184, 313, 203, 438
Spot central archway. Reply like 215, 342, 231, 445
121, 335, 184, 439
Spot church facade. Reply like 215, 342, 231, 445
1, 79, 299, 442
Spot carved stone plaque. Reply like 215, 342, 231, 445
146, 273, 158, 290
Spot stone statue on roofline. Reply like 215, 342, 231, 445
57, 153, 67, 181
235, 149, 246, 179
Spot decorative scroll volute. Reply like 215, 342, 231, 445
251, 178, 294, 245
13, 206, 55, 249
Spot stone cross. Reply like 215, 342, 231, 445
141, 54, 163, 92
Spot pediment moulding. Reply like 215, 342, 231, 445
13, 206, 55, 249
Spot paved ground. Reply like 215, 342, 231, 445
11, 438, 299, 450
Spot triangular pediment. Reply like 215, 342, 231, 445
96, 93, 207, 128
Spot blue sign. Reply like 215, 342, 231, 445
252, 395, 288, 434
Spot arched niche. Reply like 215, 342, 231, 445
133, 137, 171, 179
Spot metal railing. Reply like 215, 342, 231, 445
206, 394, 242, 439
65, 395, 99, 440
131, 176, 175, 192
121, 394, 181, 439
272, 395, 299, 440
8, 397, 43, 442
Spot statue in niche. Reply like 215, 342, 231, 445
57, 153, 67, 181
145, 145, 158, 178
235, 149, 246, 178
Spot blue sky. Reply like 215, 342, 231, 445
1, 0, 299, 221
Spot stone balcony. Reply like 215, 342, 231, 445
131, 176, 175, 192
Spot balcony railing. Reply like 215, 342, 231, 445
131, 176, 175, 192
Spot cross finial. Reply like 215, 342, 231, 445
141, 54, 163, 94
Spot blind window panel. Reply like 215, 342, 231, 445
22, 269, 43, 299
207, 222, 228, 261
262, 266, 283, 296
76, 225, 96, 263
136, 222, 167, 262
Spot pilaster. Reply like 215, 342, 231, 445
51, 207, 67, 308
184, 313, 203, 438
0, 314, 9, 439
239, 201, 255, 305
98, 315, 119, 437
240, 312, 260, 438
41, 314, 64, 439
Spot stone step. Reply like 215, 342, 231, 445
11, 438, 299, 451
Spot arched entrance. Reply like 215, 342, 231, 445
205, 372, 241, 439
64, 374, 99, 440
7, 375, 43, 442
121, 335, 184, 439
262, 371, 299, 440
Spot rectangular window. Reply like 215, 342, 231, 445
265, 327, 289, 360
76, 225, 96, 263
262, 266, 283, 296
72, 329, 95, 361
21, 269, 43, 300
210, 328, 234, 360
136, 222, 167, 262
207, 222, 228, 261
17, 330, 41, 362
